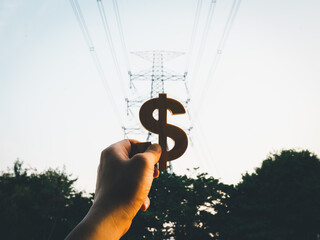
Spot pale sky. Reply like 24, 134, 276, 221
1, 0, 320, 193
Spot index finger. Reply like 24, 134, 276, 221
103, 139, 140, 160
129, 142, 152, 158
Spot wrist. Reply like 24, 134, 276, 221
66, 202, 132, 240
86, 202, 132, 239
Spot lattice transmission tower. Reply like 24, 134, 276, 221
123, 50, 192, 142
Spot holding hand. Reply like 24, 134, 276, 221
66, 139, 162, 240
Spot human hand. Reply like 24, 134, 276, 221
94, 139, 161, 217
65, 139, 161, 240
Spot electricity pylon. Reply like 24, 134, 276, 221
123, 50, 192, 142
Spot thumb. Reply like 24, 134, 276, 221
143, 144, 162, 165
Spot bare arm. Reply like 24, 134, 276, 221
65, 139, 161, 240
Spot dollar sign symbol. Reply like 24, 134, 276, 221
139, 93, 188, 170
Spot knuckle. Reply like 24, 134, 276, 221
101, 145, 115, 158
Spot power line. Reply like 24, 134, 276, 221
184, 0, 203, 74
196, 121, 221, 177
189, 0, 217, 87
97, 0, 128, 98
193, 0, 242, 122
112, 0, 131, 73
188, 0, 242, 176
70, 0, 124, 127
70, 0, 94, 48
185, 0, 217, 168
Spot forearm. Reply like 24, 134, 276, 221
65, 204, 131, 240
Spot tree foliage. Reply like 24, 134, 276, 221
1, 149, 320, 239
123, 169, 228, 240
213, 150, 320, 240
0, 161, 93, 240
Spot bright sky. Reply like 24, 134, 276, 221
1, 0, 320, 193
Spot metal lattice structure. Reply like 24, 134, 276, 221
123, 50, 192, 142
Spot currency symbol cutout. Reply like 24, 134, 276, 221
139, 93, 188, 170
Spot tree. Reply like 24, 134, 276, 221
1, 161, 228, 240
0, 161, 93, 240
4, 149, 319, 240
123, 169, 228, 240
214, 150, 320, 240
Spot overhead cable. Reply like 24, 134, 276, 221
193, 0, 242, 122
70, 0, 124, 127
189, 0, 217, 87
196, 121, 221, 177
184, 0, 203, 74
112, 0, 131, 73
97, 0, 128, 98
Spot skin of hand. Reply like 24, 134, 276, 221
65, 139, 161, 240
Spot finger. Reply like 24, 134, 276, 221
143, 144, 162, 165
140, 197, 150, 212
129, 142, 151, 158
122, 139, 141, 157
104, 139, 140, 160
153, 166, 159, 178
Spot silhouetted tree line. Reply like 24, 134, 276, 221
1, 149, 319, 239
